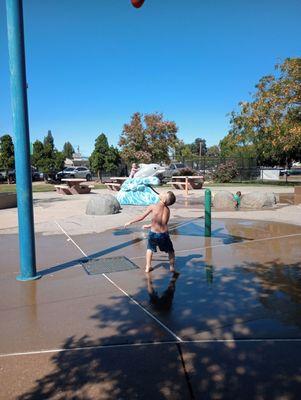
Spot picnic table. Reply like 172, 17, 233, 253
167, 175, 204, 195
105, 177, 128, 191
55, 178, 94, 195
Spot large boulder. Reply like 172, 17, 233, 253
240, 192, 276, 208
213, 191, 235, 210
0, 193, 17, 209
86, 194, 121, 215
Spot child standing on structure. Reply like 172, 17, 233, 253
233, 191, 242, 208
129, 163, 139, 178
125, 191, 176, 273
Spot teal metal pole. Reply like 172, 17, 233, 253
205, 189, 211, 237
6, 0, 40, 281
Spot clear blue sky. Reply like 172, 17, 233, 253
1, 0, 300, 156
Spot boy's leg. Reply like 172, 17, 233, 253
145, 249, 153, 273
168, 251, 176, 273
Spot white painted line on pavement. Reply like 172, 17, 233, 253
2, 337, 301, 358
55, 221, 88, 257
103, 273, 182, 342
55, 221, 182, 343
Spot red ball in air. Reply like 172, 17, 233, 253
131, 0, 145, 8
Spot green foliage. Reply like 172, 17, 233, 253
54, 151, 66, 172
190, 138, 207, 156
212, 160, 239, 183
119, 112, 178, 163
174, 138, 208, 161
43, 130, 54, 156
0, 135, 15, 174
63, 142, 75, 159
32, 132, 64, 173
174, 140, 194, 160
89, 133, 120, 177
103, 146, 120, 173
219, 135, 256, 159
31, 140, 44, 170
206, 145, 221, 157
226, 58, 301, 165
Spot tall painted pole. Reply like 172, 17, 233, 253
205, 189, 211, 237
6, 0, 40, 281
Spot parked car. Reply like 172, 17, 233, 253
160, 162, 187, 182
31, 167, 43, 181
7, 170, 16, 183
56, 166, 92, 181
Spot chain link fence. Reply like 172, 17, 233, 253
182, 157, 260, 182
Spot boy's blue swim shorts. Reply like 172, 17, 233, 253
147, 231, 174, 253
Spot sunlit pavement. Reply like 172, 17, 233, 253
1, 218, 301, 399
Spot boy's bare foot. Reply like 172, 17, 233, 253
145, 266, 154, 273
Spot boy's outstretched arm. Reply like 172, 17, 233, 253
124, 206, 153, 228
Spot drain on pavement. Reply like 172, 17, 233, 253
82, 256, 139, 275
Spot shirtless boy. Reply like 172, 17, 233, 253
124, 191, 176, 273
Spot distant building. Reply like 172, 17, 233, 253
64, 149, 89, 167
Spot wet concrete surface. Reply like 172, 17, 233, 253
0, 344, 190, 400
1, 218, 301, 399
182, 341, 301, 400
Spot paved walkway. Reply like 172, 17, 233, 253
0, 186, 300, 236
1, 213, 301, 399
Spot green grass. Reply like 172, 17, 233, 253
0, 182, 107, 193
0, 184, 55, 193
93, 183, 106, 189
1, 180, 298, 194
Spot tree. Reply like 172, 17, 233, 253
31, 140, 44, 170
119, 112, 178, 164
54, 151, 66, 172
226, 58, 301, 166
0, 134, 15, 183
89, 133, 120, 177
104, 146, 120, 173
219, 134, 256, 159
206, 145, 221, 157
174, 140, 194, 160
32, 132, 63, 174
43, 130, 54, 155
63, 142, 75, 159
190, 138, 207, 156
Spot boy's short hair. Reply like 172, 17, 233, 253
166, 191, 176, 206
236, 191, 242, 196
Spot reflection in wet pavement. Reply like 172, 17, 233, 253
2, 218, 301, 399
141, 219, 301, 340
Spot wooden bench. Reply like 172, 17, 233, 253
55, 182, 94, 195
54, 185, 72, 195
79, 183, 95, 189
105, 182, 122, 191
166, 181, 187, 190
168, 176, 204, 193
295, 186, 301, 204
